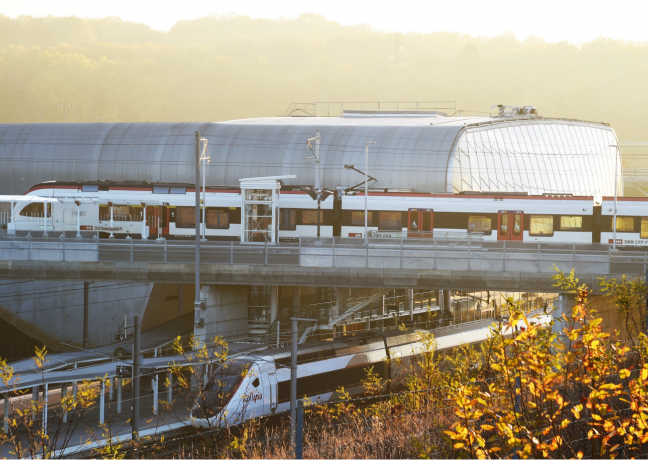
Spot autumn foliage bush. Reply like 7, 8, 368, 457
4, 269, 648, 459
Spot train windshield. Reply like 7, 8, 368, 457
191, 361, 249, 419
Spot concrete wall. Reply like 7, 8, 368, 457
0, 280, 152, 349
141, 283, 196, 332
194, 285, 248, 344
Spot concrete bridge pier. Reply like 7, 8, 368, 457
193, 285, 248, 345
551, 293, 578, 346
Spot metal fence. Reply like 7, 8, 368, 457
1, 234, 647, 275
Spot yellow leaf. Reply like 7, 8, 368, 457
641, 368, 648, 381
620, 369, 631, 379
454, 442, 465, 449
590, 317, 603, 328
561, 419, 570, 429
577, 451, 583, 459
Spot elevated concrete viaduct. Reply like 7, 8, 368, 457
0, 260, 622, 292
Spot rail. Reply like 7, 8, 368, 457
0, 234, 647, 275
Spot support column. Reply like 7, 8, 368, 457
31, 386, 38, 421
167, 372, 173, 404
270, 286, 279, 323
117, 378, 122, 414
42, 383, 48, 433
443, 290, 451, 326
76, 204, 82, 240
83, 282, 90, 348
409, 289, 414, 322
292, 287, 300, 318
178, 284, 184, 317
62, 383, 68, 423
99, 380, 105, 424
3, 393, 8, 433
141, 204, 148, 241
193, 285, 248, 343
552, 294, 578, 346
153, 375, 158, 414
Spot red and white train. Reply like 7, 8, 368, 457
1, 180, 647, 247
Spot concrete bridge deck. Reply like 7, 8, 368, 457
0, 237, 642, 290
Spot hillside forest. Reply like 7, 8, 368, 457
0, 13, 646, 144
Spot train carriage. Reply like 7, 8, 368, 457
341, 192, 595, 243
601, 197, 648, 247
5, 181, 335, 241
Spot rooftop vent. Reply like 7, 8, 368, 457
491, 105, 539, 118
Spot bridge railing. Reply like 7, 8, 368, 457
0, 234, 647, 275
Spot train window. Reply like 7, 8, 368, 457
529, 216, 553, 236
115, 205, 130, 220
513, 214, 521, 235
499, 214, 509, 235
81, 185, 99, 192
615, 216, 635, 232
560, 216, 583, 230
378, 211, 402, 231
170, 187, 186, 194
301, 210, 324, 225
642, 218, 648, 239
176, 206, 196, 228
153, 186, 169, 194
252, 378, 260, 388
468, 216, 491, 235
19, 202, 51, 217
206, 208, 229, 229
351, 210, 373, 226
280, 209, 296, 230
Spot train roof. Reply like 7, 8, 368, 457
26, 181, 595, 202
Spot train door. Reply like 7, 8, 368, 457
148, 206, 158, 237
408, 209, 433, 238
148, 206, 169, 237
159, 206, 169, 235
497, 211, 524, 241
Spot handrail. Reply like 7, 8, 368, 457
1, 232, 647, 276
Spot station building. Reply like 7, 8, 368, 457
0, 105, 621, 349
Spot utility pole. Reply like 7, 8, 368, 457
194, 131, 202, 327
305, 131, 323, 238
132, 315, 141, 458
200, 138, 210, 241
56, 103, 74, 123
290, 317, 317, 455
83, 282, 89, 348
364, 141, 376, 240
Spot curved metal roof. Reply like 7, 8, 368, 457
0, 116, 614, 196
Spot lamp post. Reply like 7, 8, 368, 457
56, 103, 74, 123
305, 131, 322, 238
199, 138, 210, 241
364, 141, 376, 240
609, 143, 621, 250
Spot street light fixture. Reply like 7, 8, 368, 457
609, 143, 621, 250
56, 103, 74, 123
94, 116, 104, 122
364, 141, 376, 240
35, 116, 43, 122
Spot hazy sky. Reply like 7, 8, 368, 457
2, 0, 647, 43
